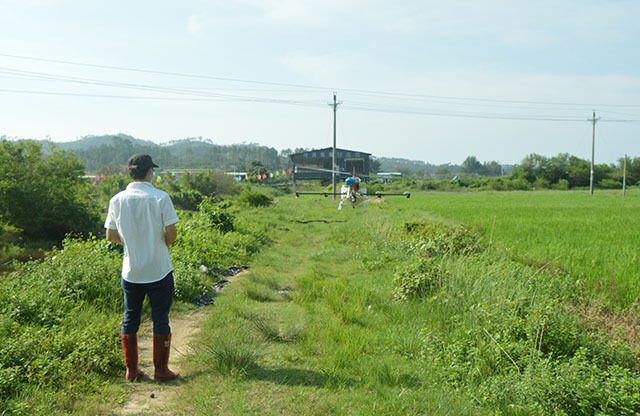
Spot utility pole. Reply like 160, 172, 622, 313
330, 93, 340, 200
623, 154, 627, 197
589, 111, 600, 195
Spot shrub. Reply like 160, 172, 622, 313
554, 178, 570, 190
170, 189, 205, 211
598, 178, 621, 189
198, 197, 235, 233
533, 177, 551, 189
235, 189, 273, 207
402, 220, 482, 258
393, 257, 446, 300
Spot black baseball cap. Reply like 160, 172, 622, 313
127, 153, 159, 170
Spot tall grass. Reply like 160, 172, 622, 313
175, 192, 640, 415
408, 189, 640, 306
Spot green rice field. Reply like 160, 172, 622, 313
410, 189, 640, 307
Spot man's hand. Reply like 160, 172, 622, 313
106, 228, 124, 245
165, 224, 177, 248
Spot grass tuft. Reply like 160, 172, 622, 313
198, 334, 262, 376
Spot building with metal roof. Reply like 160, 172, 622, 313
289, 147, 371, 185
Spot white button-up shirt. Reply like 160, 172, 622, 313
105, 181, 179, 283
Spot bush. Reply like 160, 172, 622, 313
170, 189, 205, 211
554, 178, 570, 190
393, 257, 446, 300
598, 178, 621, 189
235, 189, 273, 207
180, 170, 239, 196
198, 197, 235, 233
533, 177, 551, 189
402, 220, 482, 258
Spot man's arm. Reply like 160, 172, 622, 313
165, 224, 177, 248
106, 228, 124, 245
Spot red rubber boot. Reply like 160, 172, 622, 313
121, 334, 145, 381
153, 333, 179, 381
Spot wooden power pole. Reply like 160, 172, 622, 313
330, 93, 340, 200
589, 111, 600, 195
623, 154, 627, 197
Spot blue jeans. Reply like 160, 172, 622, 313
121, 272, 174, 335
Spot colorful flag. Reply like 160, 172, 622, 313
288, 168, 293, 174
262, 173, 267, 179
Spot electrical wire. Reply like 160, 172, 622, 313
0, 53, 639, 122
2, 52, 639, 109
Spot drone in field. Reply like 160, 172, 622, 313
295, 173, 410, 212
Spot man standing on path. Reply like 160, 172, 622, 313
105, 154, 180, 382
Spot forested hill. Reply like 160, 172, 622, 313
9, 133, 515, 176
49, 134, 290, 172
38, 134, 467, 175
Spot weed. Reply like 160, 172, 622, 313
198, 335, 262, 376
245, 286, 277, 302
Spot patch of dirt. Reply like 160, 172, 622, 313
365, 197, 388, 204
573, 302, 640, 350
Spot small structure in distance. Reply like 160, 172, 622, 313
289, 147, 371, 188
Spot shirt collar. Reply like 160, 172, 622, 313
127, 181, 154, 190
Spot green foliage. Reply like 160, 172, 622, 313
179, 170, 239, 197
402, 220, 482, 257
235, 188, 274, 207
170, 189, 205, 211
599, 178, 621, 189
393, 213, 640, 414
0, 236, 124, 409
0, 140, 101, 239
511, 153, 612, 189
93, 173, 131, 208
172, 202, 267, 270
393, 257, 446, 300
63, 135, 290, 172
0, 220, 22, 260
244, 160, 268, 182
554, 178, 570, 190
196, 331, 262, 376
198, 198, 235, 233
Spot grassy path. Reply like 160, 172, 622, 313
158, 197, 472, 415
90, 191, 640, 415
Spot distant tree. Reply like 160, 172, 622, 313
394, 164, 414, 177
434, 166, 453, 179
483, 161, 503, 176
370, 158, 382, 174
461, 156, 485, 176
244, 160, 268, 181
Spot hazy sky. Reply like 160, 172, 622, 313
0, 0, 638, 164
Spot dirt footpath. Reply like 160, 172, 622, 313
116, 271, 248, 415
117, 309, 209, 416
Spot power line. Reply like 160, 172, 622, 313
0, 88, 327, 108
2, 52, 639, 109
